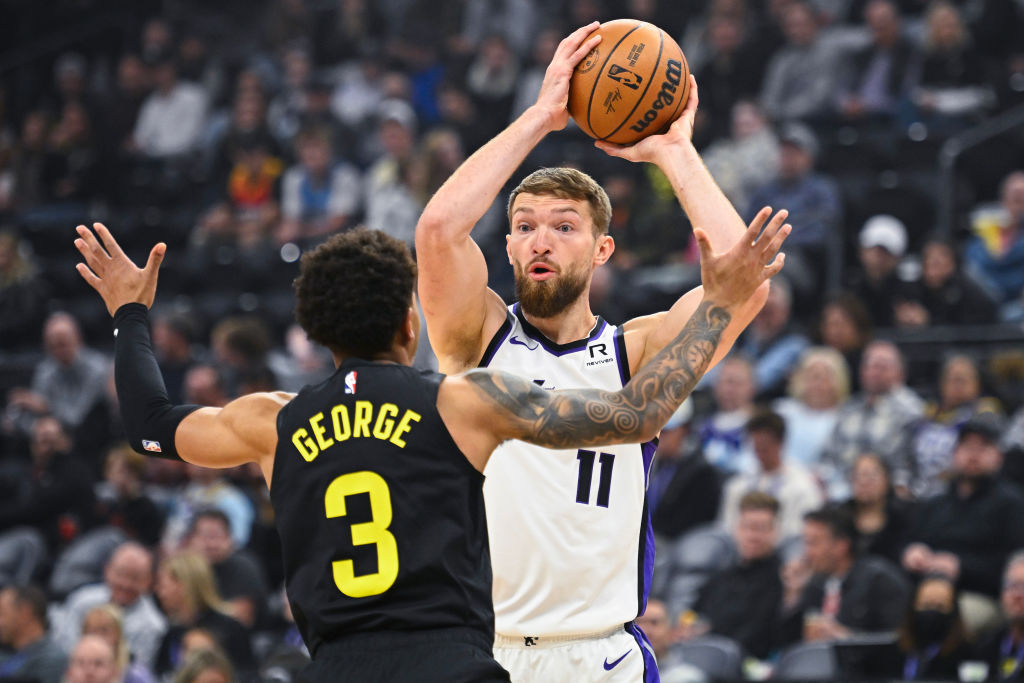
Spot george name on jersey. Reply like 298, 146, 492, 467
292, 400, 422, 462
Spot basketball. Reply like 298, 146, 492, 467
568, 19, 690, 146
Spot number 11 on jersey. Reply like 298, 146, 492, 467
575, 450, 615, 507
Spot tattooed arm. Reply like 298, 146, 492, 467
438, 218, 790, 472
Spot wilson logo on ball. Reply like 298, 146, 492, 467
629, 59, 683, 134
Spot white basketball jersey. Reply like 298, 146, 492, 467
481, 304, 657, 637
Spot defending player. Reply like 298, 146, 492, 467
74, 218, 785, 681
414, 23, 787, 681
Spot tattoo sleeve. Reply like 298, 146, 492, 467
464, 299, 732, 448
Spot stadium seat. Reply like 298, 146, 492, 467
671, 635, 743, 681
664, 525, 737, 616
0, 527, 48, 587
773, 641, 837, 680
48, 526, 126, 599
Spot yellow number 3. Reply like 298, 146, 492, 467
324, 471, 399, 598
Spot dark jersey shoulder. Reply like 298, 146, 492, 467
270, 360, 493, 655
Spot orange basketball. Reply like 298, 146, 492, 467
568, 19, 690, 145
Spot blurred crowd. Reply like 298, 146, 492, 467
1, 0, 1024, 681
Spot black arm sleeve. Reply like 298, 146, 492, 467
113, 303, 201, 461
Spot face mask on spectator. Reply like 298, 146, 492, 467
912, 609, 953, 645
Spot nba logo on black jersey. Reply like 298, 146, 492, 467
344, 371, 358, 394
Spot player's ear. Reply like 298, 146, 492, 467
593, 234, 615, 266
506, 234, 513, 264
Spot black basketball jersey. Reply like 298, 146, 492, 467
270, 359, 493, 655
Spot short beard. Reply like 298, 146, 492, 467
513, 263, 589, 319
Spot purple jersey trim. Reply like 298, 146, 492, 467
637, 439, 658, 618
625, 621, 661, 683
512, 303, 609, 356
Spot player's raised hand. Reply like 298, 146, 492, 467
534, 22, 602, 132
74, 223, 166, 316
696, 206, 789, 311
595, 75, 699, 163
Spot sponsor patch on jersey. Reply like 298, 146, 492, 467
344, 371, 358, 394
142, 440, 162, 453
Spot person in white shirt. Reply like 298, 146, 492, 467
132, 54, 207, 158
721, 410, 823, 540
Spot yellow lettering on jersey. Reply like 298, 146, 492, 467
292, 428, 318, 462
353, 401, 373, 438
372, 403, 399, 441
310, 412, 334, 451
331, 404, 351, 442
389, 410, 421, 448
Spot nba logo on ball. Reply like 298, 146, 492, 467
344, 371, 358, 395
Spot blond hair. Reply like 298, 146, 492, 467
507, 167, 612, 236
162, 551, 229, 618
81, 603, 129, 670
788, 346, 850, 405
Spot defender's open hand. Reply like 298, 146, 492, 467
74, 223, 166, 316
696, 207, 789, 311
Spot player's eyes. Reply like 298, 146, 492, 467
516, 224, 532, 232
558, 224, 573, 232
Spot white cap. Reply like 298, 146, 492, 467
859, 215, 907, 256
663, 398, 694, 431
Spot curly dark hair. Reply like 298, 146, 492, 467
293, 229, 417, 359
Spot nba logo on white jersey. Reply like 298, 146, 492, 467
344, 371, 357, 394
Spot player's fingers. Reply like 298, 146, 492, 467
693, 228, 714, 261
75, 262, 102, 290
144, 243, 167, 275
753, 209, 789, 250
559, 22, 600, 55
742, 207, 772, 245
74, 237, 106, 274
76, 224, 110, 260
762, 224, 792, 261
594, 140, 628, 158
93, 223, 127, 259
687, 75, 699, 112
763, 253, 786, 278
569, 33, 602, 66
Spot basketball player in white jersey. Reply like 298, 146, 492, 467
415, 23, 790, 681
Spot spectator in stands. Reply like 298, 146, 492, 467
173, 647, 234, 683
974, 552, 1024, 682
649, 401, 722, 542
364, 100, 420, 247
153, 552, 252, 678
276, 126, 361, 245
896, 238, 999, 327
902, 413, 1024, 634
822, 340, 924, 493
779, 506, 909, 647
267, 324, 333, 393
698, 355, 757, 476
908, 355, 1002, 499
8, 110, 50, 212
182, 365, 229, 408
65, 633, 121, 683
703, 100, 780, 215
0, 415, 96, 553
745, 123, 841, 298
6, 312, 108, 435
510, 28, 560, 122
880, 574, 972, 681
56, 542, 165, 670
839, 453, 913, 564
0, 584, 68, 683
966, 171, 1024, 317
774, 346, 850, 482
687, 492, 783, 659
464, 34, 520, 140
908, 1, 993, 130
162, 462, 254, 551
760, 1, 841, 122
692, 16, 766, 146
846, 214, 909, 328
186, 509, 267, 629
817, 293, 873, 386
730, 276, 809, 400
834, 0, 915, 125
0, 230, 48, 351
152, 312, 199, 406
132, 52, 208, 159
637, 598, 706, 683
94, 447, 166, 546
80, 604, 154, 683
45, 101, 98, 207
721, 411, 823, 540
